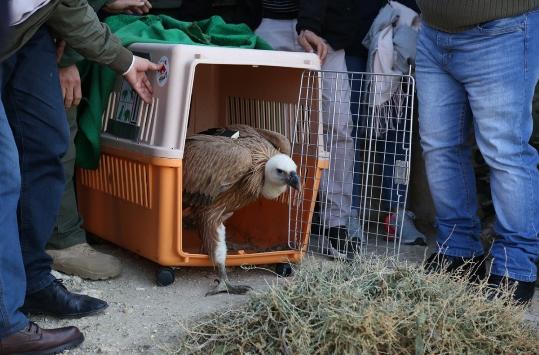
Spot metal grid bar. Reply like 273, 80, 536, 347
289, 69, 415, 259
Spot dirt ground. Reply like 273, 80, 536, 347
36, 242, 539, 354
37, 244, 283, 354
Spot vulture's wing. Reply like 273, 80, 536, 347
183, 135, 252, 207
228, 124, 292, 155
253, 128, 291, 155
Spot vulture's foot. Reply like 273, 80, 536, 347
205, 279, 252, 296
224, 281, 252, 295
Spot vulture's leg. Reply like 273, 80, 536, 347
205, 223, 252, 296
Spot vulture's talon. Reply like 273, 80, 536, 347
205, 280, 230, 296
224, 282, 252, 295
205, 280, 252, 296
205, 288, 229, 297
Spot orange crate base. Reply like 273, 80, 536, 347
77, 146, 322, 268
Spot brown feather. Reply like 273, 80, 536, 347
183, 126, 291, 262
254, 128, 291, 155
183, 135, 252, 208
227, 124, 291, 155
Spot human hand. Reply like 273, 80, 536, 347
59, 65, 82, 108
123, 56, 162, 104
103, 0, 152, 15
298, 29, 328, 63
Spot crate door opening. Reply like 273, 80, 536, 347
182, 64, 321, 258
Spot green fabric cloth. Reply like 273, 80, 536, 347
76, 15, 271, 169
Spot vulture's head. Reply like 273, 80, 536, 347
262, 154, 300, 199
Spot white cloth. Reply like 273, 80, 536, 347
256, 18, 355, 228
9, 0, 51, 26
362, 1, 420, 135
365, 1, 419, 105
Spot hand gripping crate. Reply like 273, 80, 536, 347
76, 43, 327, 285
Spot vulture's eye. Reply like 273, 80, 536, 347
276, 169, 284, 174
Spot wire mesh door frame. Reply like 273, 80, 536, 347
288, 69, 416, 259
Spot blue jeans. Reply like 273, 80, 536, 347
346, 55, 407, 213
0, 84, 28, 338
0, 27, 68, 337
416, 11, 539, 282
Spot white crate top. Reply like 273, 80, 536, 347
131, 42, 321, 69
100, 43, 321, 159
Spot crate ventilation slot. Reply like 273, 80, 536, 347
102, 89, 159, 145
79, 153, 152, 208
227, 96, 307, 143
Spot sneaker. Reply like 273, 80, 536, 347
424, 253, 487, 284
47, 243, 122, 280
487, 275, 535, 305
384, 210, 427, 246
325, 226, 360, 259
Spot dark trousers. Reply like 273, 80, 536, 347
0, 27, 68, 337
48, 108, 86, 249
346, 54, 407, 213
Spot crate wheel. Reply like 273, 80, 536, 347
156, 267, 175, 286
275, 263, 293, 277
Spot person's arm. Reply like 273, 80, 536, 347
103, 0, 152, 14
57, 0, 153, 108
296, 0, 327, 36
295, 0, 328, 62
47, 0, 132, 73
57, 0, 151, 69
57, 0, 109, 69
0, 1, 9, 53
49, 0, 160, 103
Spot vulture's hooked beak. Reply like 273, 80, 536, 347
287, 171, 301, 190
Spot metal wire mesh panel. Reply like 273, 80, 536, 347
289, 70, 415, 258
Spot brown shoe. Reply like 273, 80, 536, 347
0, 322, 83, 355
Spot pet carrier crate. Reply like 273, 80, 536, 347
76, 43, 328, 285
288, 70, 416, 259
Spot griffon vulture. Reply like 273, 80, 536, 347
183, 124, 300, 295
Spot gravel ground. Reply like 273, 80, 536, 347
37, 245, 283, 354
35, 243, 538, 354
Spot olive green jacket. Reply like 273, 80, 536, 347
57, 0, 109, 68
2, 0, 132, 73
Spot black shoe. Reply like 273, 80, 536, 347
21, 279, 108, 318
487, 274, 536, 305
424, 253, 487, 283
0, 322, 83, 355
326, 226, 360, 258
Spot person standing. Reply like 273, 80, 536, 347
415, 1, 539, 304
0, 1, 160, 353
47, 0, 152, 281
345, 0, 426, 246
255, 0, 360, 256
